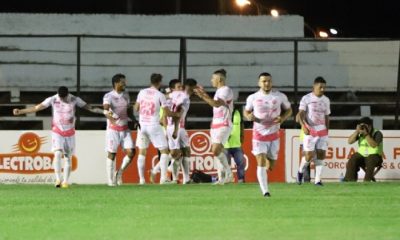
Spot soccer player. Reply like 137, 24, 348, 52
13, 86, 104, 188
194, 69, 234, 184
103, 73, 138, 187
167, 78, 198, 184
296, 76, 330, 186
244, 72, 292, 197
135, 73, 180, 184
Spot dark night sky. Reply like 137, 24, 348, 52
0, 0, 399, 38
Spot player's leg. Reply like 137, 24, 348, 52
149, 125, 170, 184
314, 136, 328, 186
61, 135, 75, 188
51, 132, 64, 187
114, 131, 136, 185
167, 126, 182, 183
181, 147, 191, 184
210, 127, 233, 183
297, 135, 316, 184
105, 130, 119, 186
136, 128, 149, 185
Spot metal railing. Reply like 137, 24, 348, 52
1, 34, 399, 128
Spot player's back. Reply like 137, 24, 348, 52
137, 87, 166, 126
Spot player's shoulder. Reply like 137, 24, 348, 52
103, 90, 114, 98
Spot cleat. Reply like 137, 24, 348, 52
55, 179, 61, 188
296, 172, 303, 185
315, 181, 323, 186
114, 170, 123, 186
213, 180, 224, 185
237, 179, 245, 184
160, 179, 172, 185
61, 182, 69, 189
264, 192, 271, 197
139, 179, 146, 185
107, 181, 116, 187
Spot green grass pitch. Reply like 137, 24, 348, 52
0, 182, 399, 240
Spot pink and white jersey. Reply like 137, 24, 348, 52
167, 91, 190, 128
103, 90, 131, 131
211, 86, 233, 129
299, 92, 330, 134
41, 94, 87, 136
245, 90, 291, 140
136, 87, 167, 126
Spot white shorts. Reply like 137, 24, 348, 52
136, 125, 168, 150
166, 125, 189, 150
51, 132, 75, 156
210, 126, 232, 145
252, 139, 280, 160
303, 135, 328, 152
105, 129, 134, 153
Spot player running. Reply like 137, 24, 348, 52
244, 72, 292, 197
13, 86, 104, 188
296, 77, 330, 186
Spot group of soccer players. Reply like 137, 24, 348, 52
12, 68, 330, 198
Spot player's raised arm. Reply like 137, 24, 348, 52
13, 103, 47, 115
194, 87, 226, 108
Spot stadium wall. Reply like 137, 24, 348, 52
0, 14, 398, 92
0, 130, 399, 184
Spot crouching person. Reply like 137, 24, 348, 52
344, 117, 383, 182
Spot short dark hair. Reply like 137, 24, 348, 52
184, 78, 197, 87
169, 79, 181, 89
112, 73, 126, 87
213, 69, 227, 78
259, 72, 271, 78
359, 117, 373, 126
58, 86, 69, 98
314, 76, 326, 84
150, 73, 163, 85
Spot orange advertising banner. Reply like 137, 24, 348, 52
117, 129, 286, 183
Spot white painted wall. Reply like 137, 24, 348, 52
0, 14, 398, 92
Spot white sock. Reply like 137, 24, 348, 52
120, 155, 132, 171
257, 166, 268, 195
182, 157, 190, 183
171, 158, 181, 181
216, 161, 224, 181
53, 151, 62, 181
106, 158, 115, 185
298, 156, 310, 173
152, 161, 161, 174
137, 155, 146, 183
314, 159, 324, 183
168, 158, 174, 173
160, 153, 169, 183
63, 156, 71, 184
217, 152, 232, 175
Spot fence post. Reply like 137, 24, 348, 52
178, 37, 187, 83
395, 42, 400, 129
293, 40, 299, 128
76, 36, 81, 129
